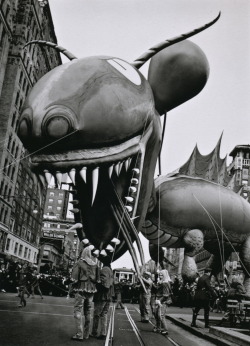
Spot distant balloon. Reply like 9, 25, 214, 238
148, 40, 210, 114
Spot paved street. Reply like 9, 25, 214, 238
0, 293, 221, 346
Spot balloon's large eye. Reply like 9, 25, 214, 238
107, 59, 141, 86
45, 115, 71, 139
18, 118, 30, 138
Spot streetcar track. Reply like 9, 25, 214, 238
134, 306, 181, 346
125, 306, 147, 346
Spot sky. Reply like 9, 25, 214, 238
48, 0, 250, 269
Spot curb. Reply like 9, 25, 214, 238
166, 315, 233, 346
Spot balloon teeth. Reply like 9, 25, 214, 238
100, 249, 107, 257
111, 237, 121, 245
125, 196, 134, 203
39, 174, 46, 187
80, 167, 87, 183
108, 164, 114, 178
70, 208, 80, 214
70, 200, 79, 205
69, 168, 76, 185
44, 170, 52, 186
125, 159, 130, 171
131, 178, 139, 184
82, 239, 89, 245
106, 244, 114, 252
132, 168, 140, 174
129, 186, 137, 193
125, 206, 133, 213
68, 223, 83, 231
115, 163, 120, 176
56, 171, 62, 187
92, 249, 100, 257
91, 167, 99, 206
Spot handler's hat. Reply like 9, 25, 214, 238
204, 267, 212, 273
144, 271, 152, 277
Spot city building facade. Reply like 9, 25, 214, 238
0, 0, 61, 264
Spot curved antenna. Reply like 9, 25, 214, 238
132, 12, 221, 69
23, 40, 78, 61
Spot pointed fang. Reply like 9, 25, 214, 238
70, 208, 80, 214
125, 159, 130, 171
68, 223, 83, 231
80, 167, 87, 183
129, 186, 137, 193
125, 206, 133, 213
56, 171, 62, 187
92, 167, 99, 206
44, 170, 52, 186
125, 196, 134, 203
69, 168, 76, 185
115, 163, 120, 176
108, 165, 114, 178
132, 168, 140, 174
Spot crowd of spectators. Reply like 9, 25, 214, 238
0, 259, 70, 297
0, 258, 240, 312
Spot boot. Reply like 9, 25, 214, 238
191, 310, 198, 327
91, 315, 99, 337
72, 312, 83, 340
204, 313, 210, 328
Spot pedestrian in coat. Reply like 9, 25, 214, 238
191, 268, 217, 328
91, 256, 114, 340
153, 269, 172, 336
71, 245, 98, 341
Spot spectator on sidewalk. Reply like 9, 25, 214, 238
0, 262, 7, 293
217, 275, 246, 326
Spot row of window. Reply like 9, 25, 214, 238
5, 238, 37, 262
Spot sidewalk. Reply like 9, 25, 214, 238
167, 308, 250, 346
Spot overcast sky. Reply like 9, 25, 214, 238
49, 0, 250, 269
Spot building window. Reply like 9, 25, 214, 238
57, 207, 61, 211
58, 200, 62, 204
48, 206, 52, 210
50, 192, 54, 197
18, 244, 23, 256
24, 247, 28, 258
14, 243, 18, 255
49, 199, 53, 203
5, 239, 11, 251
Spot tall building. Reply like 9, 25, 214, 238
0, 0, 61, 264
39, 179, 77, 274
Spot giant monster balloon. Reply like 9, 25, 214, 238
17, 13, 250, 295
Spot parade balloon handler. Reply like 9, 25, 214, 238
30, 268, 43, 299
217, 274, 247, 326
70, 245, 98, 341
138, 271, 153, 323
17, 263, 29, 308
91, 255, 114, 340
114, 279, 125, 309
153, 269, 172, 335
191, 268, 217, 328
